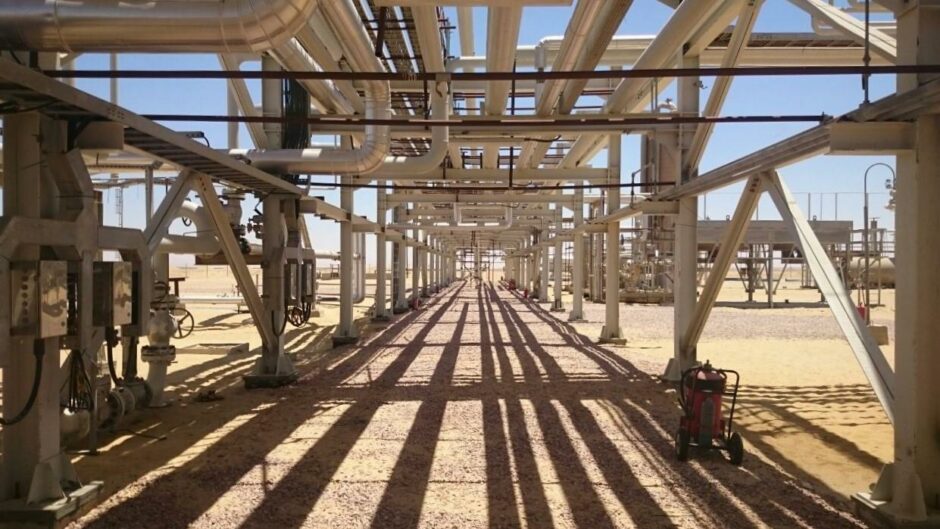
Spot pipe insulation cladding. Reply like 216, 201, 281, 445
0, 0, 320, 53
242, 0, 392, 175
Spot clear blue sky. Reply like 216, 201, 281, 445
74, 0, 898, 260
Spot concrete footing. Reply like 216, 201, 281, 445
0, 482, 102, 529
243, 355, 297, 389
331, 335, 359, 347
660, 357, 701, 383
868, 325, 890, 346
243, 372, 298, 389
853, 492, 940, 529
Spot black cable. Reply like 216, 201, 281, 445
1, 341, 46, 426
271, 307, 288, 337
281, 78, 310, 150
105, 327, 122, 386
62, 350, 94, 412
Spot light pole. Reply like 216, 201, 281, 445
862, 162, 896, 324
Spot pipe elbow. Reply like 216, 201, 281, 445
226, 0, 320, 53
0, 0, 319, 52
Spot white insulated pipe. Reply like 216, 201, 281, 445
412, 7, 446, 72
411, 6, 463, 167
521, 0, 633, 169
0, 0, 319, 52
483, 5, 522, 168
535, 1, 605, 115
558, 1, 635, 112
609, 0, 719, 113
270, 38, 355, 115
244, 0, 391, 175
457, 6, 478, 115
562, 0, 720, 168
372, 81, 450, 177
517, 0, 607, 168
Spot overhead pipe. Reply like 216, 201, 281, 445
246, 79, 449, 175
243, 0, 391, 175
411, 6, 463, 168
522, 0, 635, 169
0, 0, 319, 52
457, 6, 478, 116
560, 0, 720, 168
483, 5, 522, 168
372, 81, 450, 178
558, 1, 635, 112
450, 35, 890, 72
295, 22, 364, 113
516, 0, 608, 169
605, 0, 721, 116
412, 7, 446, 72
456, 6, 479, 170
448, 205, 513, 226
270, 38, 355, 115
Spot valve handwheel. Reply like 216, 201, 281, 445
287, 306, 306, 327
171, 307, 195, 339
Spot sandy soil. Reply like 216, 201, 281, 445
61, 268, 880, 529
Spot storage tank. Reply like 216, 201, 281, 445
847, 256, 895, 287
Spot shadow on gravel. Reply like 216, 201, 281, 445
500, 283, 864, 528
74, 281, 864, 529
77, 284, 463, 529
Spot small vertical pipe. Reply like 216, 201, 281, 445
144, 166, 154, 221
227, 84, 239, 149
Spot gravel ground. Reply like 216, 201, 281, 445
571, 302, 894, 342
67, 281, 864, 529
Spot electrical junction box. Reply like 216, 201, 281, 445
93, 261, 133, 327
11, 261, 69, 338
285, 261, 300, 305
301, 260, 316, 302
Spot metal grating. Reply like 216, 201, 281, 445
0, 57, 302, 196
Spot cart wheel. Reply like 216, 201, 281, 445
676, 428, 690, 462
728, 432, 745, 465
172, 308, 195, 339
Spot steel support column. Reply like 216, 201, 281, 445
600, 134, 625, 344
421, 234, 430, 297
374, 185, 390, 321
193, 175, 289, 385
551, 204, 565, 312
856, 7, 940, 521
393, 205, 408, 313
412, 227, 421, 304
569, 187, 586, 320
591, 203, 604, 302
1, 112, 66, 503
664, 52, 701, 380
334, 178, 359, 344
539, 230, 550, 301
682, 174, 763, 353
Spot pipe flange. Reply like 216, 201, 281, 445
142, 345, 176, 364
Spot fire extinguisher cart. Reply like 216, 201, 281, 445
675, 361, 745, 465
